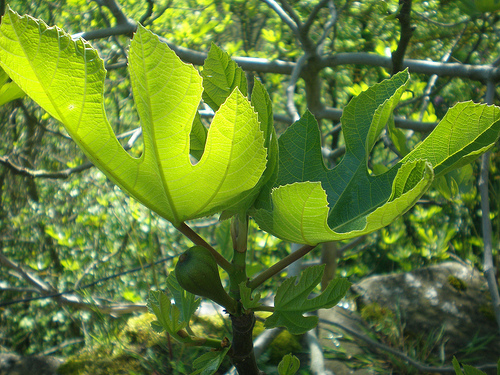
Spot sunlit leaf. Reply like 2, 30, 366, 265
0, 10, 267, 226
0, 66, 24, 105
278, 353, 300, 375
201, 43, 247, 111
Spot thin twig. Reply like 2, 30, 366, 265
74, 230, 130, 289
303, 0, 329, 36
139, 0, 154, 24
0, 155, 94, 179
37, 338, 85, 356
0, 285, 40, 293
143, 0, 172, 25
391, 0, 415, 75
412, 10, 469, 28
0, 125, 142, 179
261, 0, 299, 36
0, 250, 56, 294
315, 1, 337, 56
175, 222, 233, 273
320, 317, 498, 373
248, 244, 316, 290
286, 53, 309, 122
277, 0, 302, 27
74, 0, 136, 40
0, 252, 174, 310
418, 26, 466, 122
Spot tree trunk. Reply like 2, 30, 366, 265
228, 312, 263, 375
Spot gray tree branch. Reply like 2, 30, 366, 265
479, 79, 500, 332
74, 0, 136, 40
0, 249, 148, 315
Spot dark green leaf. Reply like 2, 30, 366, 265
239, 282, 262, 309
191, 347, 230, 375
265, 265, 351, 334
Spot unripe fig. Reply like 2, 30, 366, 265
175, 246, 236, 312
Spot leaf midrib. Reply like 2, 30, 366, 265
135, 29, 180, 224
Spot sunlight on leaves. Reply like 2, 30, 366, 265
0, 9, 267, 226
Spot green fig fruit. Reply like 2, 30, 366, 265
175, 246, 237, 313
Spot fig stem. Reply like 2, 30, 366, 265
247, 244, 317, 290
185, 336, 225, 349
176, 222, 233, 273
229, 214, 249, 301
231, 214, 248, 253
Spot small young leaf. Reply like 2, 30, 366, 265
251, 78, 274, 149
462, 364, 488, 375
201, 43, 247, 111
190, 347, 230, 375
453, 357, 463, 374
239, 282, 262, 309
0, 67, 24, 106
452, 357, 488, 375
265, 265, 351, 334
166, 272, 201, 325
147, 290, 187, 340
278, 353, 300, 375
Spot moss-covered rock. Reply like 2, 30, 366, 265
268, 330, 302, 364
58, 350, 145, 375
58, 312, 231, 375
447, 275, 467, 291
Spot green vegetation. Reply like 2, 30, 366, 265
1, 1, 499, 374
448, 275, 468, 291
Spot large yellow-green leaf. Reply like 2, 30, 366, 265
0, 9, 267, 226
401, 101, 500, 176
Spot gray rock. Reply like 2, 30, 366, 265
0, 353, 63, 375
351, 261, 499, 360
